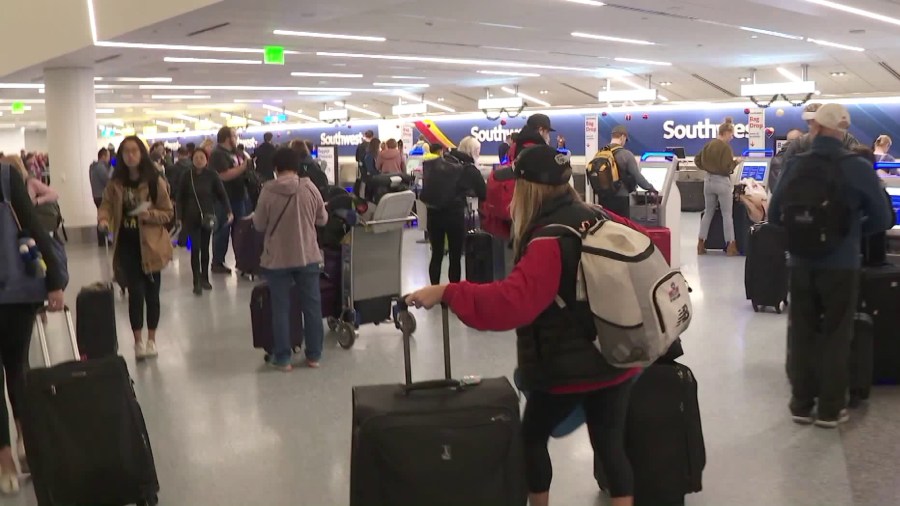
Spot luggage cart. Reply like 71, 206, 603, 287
329, 191, 418, 349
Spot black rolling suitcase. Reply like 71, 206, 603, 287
24, 308, 159, 506
75, 239, 118, 359
703, 200, 751, 254
351, 303, 526, 506
249, 283, 304, 357
595, 356, 705, 506
858, 264, 900, 384
744, 222, 788, 313
465, 230, 505, 283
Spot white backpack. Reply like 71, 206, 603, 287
538, 219, 692, 368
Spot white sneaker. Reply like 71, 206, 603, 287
135, 340, 147, 360
0, 472, 20, 495
144, 340, 158, 358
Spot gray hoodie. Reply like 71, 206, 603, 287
252, 173, 327, 270
89, 161, 111, 199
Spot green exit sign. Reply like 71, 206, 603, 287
264, 46, 285, 65
10, 102, 24, 114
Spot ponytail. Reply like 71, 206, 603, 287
718, 117, 735, 137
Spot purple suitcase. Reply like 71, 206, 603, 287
250, 283, 304, 356
232, 217, 265, 279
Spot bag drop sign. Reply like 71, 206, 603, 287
663, 119, 747, 140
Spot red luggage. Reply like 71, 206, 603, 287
645, 226, 672, 266
250, 283, 303, 356
232, 217, 264, 280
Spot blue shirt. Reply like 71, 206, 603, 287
769, 135, 894, 269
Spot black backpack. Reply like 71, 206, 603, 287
779, 153, 852, 258
420, 156, 465, 210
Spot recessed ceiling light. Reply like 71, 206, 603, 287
389, 75, 426, 80
317, 51, 614, 73
659, 81, 672, 86
373, 82, 430, 88
802, 0, 900, 28
750, 35, 759, 39
740, 77, 753, 82
539, 90, 549, 95
739, 26, 804, 40
437, 97, 445, 102
614, 57, 672, 66
830, 71, 847, 77
164, 57, 261, 65
95, 41, 300, 54
273, 29, 386, 42
363, 104, 369, 108
807, 38, 865, 51
112, 77, 174, 82
291, 72, 364, 78
565, 0, 606, 6
571, 32, 655, 45
477, 70, 542, 77
151, 95, 211, 100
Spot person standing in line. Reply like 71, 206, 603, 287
397, 139, 408, 165
873, 135, 895, 163
98, 136, 174, 360
423, 136, 487, 285
254, 132, 277, 182
769, 128, 804, 192
290, 139, 329, 192
695, 118, 740, 256
356, 130, 375, 175
177, 148, 233, 295
376, 138, 405, 174
769, 104, 893, 428
597, 126, 656, 218
208, 126, 250, 275
406, 145, 638, 506
0, 163, 67, 494
253, 148, 328, 371
498, 134, 512, 163
782, 103, 860, 168
362, 138, 381, 177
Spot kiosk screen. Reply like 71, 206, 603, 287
888, 187, 900, 230
740, 162, 768, 182
641, 166, 669, 192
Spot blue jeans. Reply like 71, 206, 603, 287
265, 263, 324, 363
213, 198, 247, 265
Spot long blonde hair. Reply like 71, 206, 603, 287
0, 155, 29, 181
511, 179, 579, 253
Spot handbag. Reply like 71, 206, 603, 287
0, 164, 69, 304
191, 171, 218, 232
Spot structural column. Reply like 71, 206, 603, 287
44, 67, 97, 231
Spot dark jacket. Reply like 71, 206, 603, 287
299, 156, 328, 193
253, 141, 276, 182
498, 142, 510, 162
165, 158, 192, 201
209, 145, 246, 202
511, 126, 547, 162
0, 166, 65, 292
363, 153, 378, 178
427, 150, 488, 212
769, 136, 894, 269
355, 141, 369, 167
515, 192, 625, 391
176, 167, 232, 236
89, 161, 111, 199
782, 131, 859, 168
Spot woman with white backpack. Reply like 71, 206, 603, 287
406, 145, 642, 506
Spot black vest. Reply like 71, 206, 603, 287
515, 193, 625, 391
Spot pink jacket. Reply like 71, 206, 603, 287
376, 148, 405, 174
252, 174, 327, 270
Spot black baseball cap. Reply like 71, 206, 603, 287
514, 145, 572, 185
526, 113, 555, 132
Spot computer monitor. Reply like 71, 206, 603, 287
887, 187, 900, 230
641, 166, 669, 192
665, 146, 686, 159
740, 161, 769, 182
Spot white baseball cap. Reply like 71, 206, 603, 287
812, 103, 851, 131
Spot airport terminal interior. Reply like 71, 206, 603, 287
2, 0, 900, 505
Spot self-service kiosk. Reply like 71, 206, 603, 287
734, 149, 773, 188
636, 152, 683, 267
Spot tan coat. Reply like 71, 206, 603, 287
98, 176, 174, 275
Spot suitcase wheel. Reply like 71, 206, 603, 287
327, 316, 339, 332
395, 310, 417, 335
336, 321, 356, 349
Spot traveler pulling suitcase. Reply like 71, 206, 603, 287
24, 308, 159, 506
75, 237, 118, 359
350, 303, 526, 506
596, 355, 706, 506
744, 222, 789, 313
249, 283, 304, 359
232, 217, 264, 280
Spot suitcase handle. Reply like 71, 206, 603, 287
35, 305, 81, 366
396, 299, 459, 393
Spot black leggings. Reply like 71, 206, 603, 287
189, 228, 212, 280
0, 304, 37, 447
522, 380, 635, 497
120, 251, 161, 331
427, 208, 466, 285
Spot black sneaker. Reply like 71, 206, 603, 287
815, 409, 850, 429
201, 279, 213, 290
193, 284, 202, 296
210, 264, 232, 275
791, 410, 815, 425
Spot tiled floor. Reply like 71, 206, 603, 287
8, 213, 899, 505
